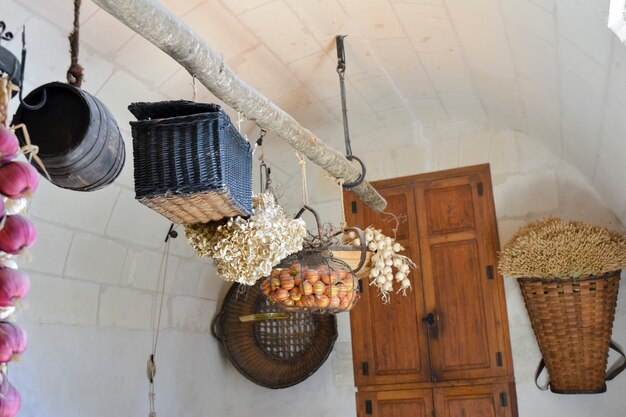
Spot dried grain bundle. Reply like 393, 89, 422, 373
185, 192, 306, 285
499, 217, 626, 278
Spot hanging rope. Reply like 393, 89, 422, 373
67, 0, 84, 87
337, 178, 347, 231
147, 224, 177, 417
11, 123, 51, 180
296, 152, 309, 206
191, 74, 197, 101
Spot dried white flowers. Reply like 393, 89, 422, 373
185, 192, 306, 285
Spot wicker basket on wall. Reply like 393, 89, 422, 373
499, 218, 626, 394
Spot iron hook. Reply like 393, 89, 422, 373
18, 26, 47, 111
343, 155, 366, 190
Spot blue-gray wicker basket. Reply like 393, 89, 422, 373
128, 100, 252, 224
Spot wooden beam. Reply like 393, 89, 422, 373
91, 0, 387, 212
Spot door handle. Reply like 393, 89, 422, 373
422, 312, 438, 338
422, 312, 435, 326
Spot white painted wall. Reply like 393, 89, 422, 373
3, 2, 626, 417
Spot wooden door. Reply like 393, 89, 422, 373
356, 389, 434, 417
434, 384, 513, 417
348, 185, 432, 385
414, 170, 510, 381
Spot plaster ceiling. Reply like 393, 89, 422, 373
9, 0, 626, 220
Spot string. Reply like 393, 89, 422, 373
10, 123, 51, 181
191, 74, 197, 102
338, 178, 347, 231
296, 152, 309, 206
237, 112, 243, 133
148, 229, 174, 417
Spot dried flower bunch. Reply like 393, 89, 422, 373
346, 226, 415, 302
499, 217, 626, 279
185, 192, 306, 285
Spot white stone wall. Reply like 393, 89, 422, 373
3, 1, 626, 417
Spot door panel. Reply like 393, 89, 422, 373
434, 384, 513, 417
415, 173, 508, 380
346, 185, 431, 385
357, 389, 434, 417
430, 241, 490, 370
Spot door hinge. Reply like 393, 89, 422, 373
365, 400, 373, 414
496, 351, 503, 367
499, 392, 508, 407
486, 265, 494, 280
351, 200, 358, 213
477, 182, 483, 196
362, 361, 369, 376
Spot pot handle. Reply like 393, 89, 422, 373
210, 312, 224, 342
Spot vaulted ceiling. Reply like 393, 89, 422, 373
9, 0, 626, 221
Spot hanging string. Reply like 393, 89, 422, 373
66, 0, 84, 87
337, 178, 347, 231
236, 112, 243, 133
191, 74, 197, 102
11, 123, 51, 180
296, 152, 309, 206
147, 224, 176, 417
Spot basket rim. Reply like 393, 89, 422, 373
215, 283, 338, 389
129, 110, 226, 126
517, 270, 621, 283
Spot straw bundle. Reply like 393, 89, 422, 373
499, 217, 626, 279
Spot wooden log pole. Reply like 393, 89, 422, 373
91, 0, 387, 211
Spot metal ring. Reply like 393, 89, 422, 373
342, 155, 366, 190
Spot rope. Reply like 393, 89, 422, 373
11, 123, 51, 181
148, 229, 174, 417
67, 0, 84, 87
296, 152, 309, 205
338, 178, 347, 230
191, 74, 197, 101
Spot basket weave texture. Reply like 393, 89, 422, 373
129, 100, 252, 224
213, 282, 337, 389
519, 271, 621, 393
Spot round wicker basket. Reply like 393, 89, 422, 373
212, 282, 337, 389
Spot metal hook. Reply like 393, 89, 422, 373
18, 27, 47, 111
259, 162, 272, 193
336, 35, 346, 74
256, 128, 267, 146
335, 35, 366, 190
343, 155, 366, 190
164, 223, 178, 242
0, 22, 14, 44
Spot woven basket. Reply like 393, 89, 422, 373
519, 270, 621, 393
212, 282, 337, 389
129, 101, 252, 224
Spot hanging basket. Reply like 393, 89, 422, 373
500, 218, 626, 394
261, 205, 366, 313
212, 282, 337, 389
128, 100, 252, 224
519, 271, 625, 393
